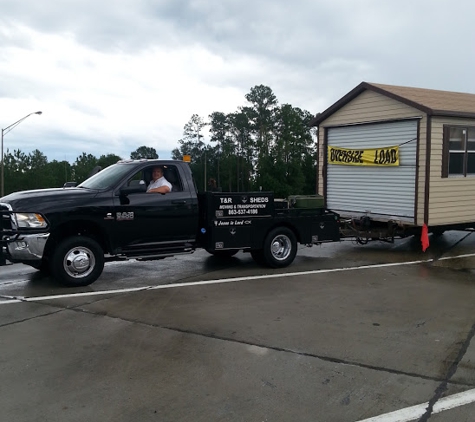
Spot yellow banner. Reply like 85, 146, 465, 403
328, 145, 399, 166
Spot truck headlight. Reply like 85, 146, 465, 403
14, 213, 48, 228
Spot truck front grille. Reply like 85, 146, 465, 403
0, 203, 13, 234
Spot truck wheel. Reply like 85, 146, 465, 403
50, 236, 104, 287
263, 227, 297, 268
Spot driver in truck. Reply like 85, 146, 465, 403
147, 166, 172, 193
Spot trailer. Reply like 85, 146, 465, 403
311, 81, 475, 249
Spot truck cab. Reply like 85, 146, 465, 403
0, 159, 200, 287
108, 161, 198, 254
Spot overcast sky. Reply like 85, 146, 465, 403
1, 0, 474, 163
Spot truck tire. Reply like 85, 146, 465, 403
50, 236, 104, 287
262, 227, 297, 268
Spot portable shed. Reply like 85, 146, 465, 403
311, 82, 475, 229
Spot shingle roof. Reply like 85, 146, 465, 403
310, 82, 475, 126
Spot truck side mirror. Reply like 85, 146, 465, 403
120, 180, 147, 195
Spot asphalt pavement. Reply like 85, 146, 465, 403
1, 232, 475, 421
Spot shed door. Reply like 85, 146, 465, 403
326, 120, 418, 222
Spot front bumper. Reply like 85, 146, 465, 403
5, 233, 50, 262
1, 203, 50, 265
0, 233, 50, 265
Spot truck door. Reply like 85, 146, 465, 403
111, 164, 198, 250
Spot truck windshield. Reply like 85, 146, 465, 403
78, 164, 133, 190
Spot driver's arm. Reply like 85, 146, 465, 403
147, 185, 170, 194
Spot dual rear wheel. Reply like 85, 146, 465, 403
252, 227, 297, 268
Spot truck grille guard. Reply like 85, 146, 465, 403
0, 204, 20, 265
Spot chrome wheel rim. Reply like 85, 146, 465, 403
270, 234, 292, 261
63, 246, 95, 278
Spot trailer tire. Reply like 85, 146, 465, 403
262, 227, 297, 268
50, 236, 104, 287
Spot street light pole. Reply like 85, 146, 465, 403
1, 111, 42, 197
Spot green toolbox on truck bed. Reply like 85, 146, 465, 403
288, 195, 325, 209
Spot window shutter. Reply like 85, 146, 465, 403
442, 125, 449, 178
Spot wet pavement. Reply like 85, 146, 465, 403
1, 232, 475, 421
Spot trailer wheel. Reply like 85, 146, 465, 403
50, 236, 104, 287
262, 227, 297, 268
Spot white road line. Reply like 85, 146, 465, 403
0, 298, 23, 304
356, 401, 427, 422
0, 258, 434, 304
1, 252, 475, 305
438, 253, 475, 260
356, 388, 475, 422
0, 286, 152, 303
433, 388, 475, 413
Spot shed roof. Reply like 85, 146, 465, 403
310, 82, 475, 126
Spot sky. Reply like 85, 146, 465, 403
1, 0, 474, 164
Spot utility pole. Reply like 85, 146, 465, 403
204, 147, 207, 191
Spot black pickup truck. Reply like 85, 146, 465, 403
0, 159, 340, 287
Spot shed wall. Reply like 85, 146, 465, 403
428, 117, 475, 225
317, 90, 427, 225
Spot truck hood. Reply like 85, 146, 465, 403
0, 187, 99, 212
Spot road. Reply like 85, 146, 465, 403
1, 232, 475, 421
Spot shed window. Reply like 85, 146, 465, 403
442, 126, 475, 177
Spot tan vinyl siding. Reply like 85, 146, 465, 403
416, 118, 427, 226
428, 117, 475, 225
321, 90, 423, 126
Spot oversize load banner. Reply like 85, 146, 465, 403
328, 145, 399, 166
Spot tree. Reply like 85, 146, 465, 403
28, 149, 54, 190
229, 110, 253, 192
208, 111, 233, 190
173, 114, 208, 191
177, 114, 207, 158
47, 160, 73, 187
244, 85, 278, 190
244, 85, 278, 156
3, 148, 30, 194
130, 146, 158, 159
98, 154, 122, 169
72, 153, 98, 183
178, 86, 318, 194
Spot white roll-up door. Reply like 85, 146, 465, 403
326, 120, 418, 222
